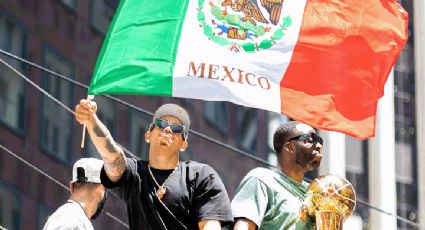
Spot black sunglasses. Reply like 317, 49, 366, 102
154, 118, 185, 134
287, 133, 323, 145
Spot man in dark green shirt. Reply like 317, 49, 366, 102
232, 121, 323, 230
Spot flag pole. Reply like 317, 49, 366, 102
81, 95, 95, 148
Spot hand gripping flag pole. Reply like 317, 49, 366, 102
81, 95, 95, 148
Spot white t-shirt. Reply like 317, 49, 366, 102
43, 200, 94, 230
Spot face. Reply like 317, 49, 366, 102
91, 185, 107, 220
287, 124, 323, 171
145, 115, 187, 153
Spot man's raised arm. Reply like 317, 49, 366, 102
75, 99, 126, 182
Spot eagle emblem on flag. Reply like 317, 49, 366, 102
197, 0, 292, 52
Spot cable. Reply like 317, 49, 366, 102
0, 48, 422, 228
0, 54, 75, 116
0, 224, 8, 230
360, 200, 422, 229
0, 48, 269, 166
0, 144, 129, 229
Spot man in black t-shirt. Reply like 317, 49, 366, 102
75, 101, 233, 230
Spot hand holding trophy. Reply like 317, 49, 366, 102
300, 175, 356, 230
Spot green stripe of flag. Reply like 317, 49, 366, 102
89, 0, 190, 96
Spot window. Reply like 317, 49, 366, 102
236, 107, 258, 154
59, 0, 77, 11
345, 137, 369, 224
129, 111, 151, 160
86, 96, 116, 158
393, 1, 417, 228
37, 203, 53, 230
267, 112, 288, 165
0, 13, 27, 133
90, 0, 119, 35
40, 46, 74, 163
345, 137, 364, 174
0, 180, 21, 230
204, 101, 228, 133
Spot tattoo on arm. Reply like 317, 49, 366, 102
92, 123, 120, 153
92, 124, 107, 138
105, 141, 118, 153
104, 154, 126, 180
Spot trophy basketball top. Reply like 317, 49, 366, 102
304, 175, 356, 220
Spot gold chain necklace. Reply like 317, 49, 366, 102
148, 163, 179, 200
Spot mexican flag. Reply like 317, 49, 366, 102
88, 0, 408, 139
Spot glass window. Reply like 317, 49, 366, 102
345, 137, 369, 225
236, 107, 258, 154
37, 203, 53, 230
395, 142, 414, 184
90, 0, 119, 35
345, 137, 364, 174
129, 111, 151, 160
40, 46, 74, 163
393, 0, 417, 228
267, 112, 288, 165
0, 181, 21, 230
0, 14, 27, 132
60, 0, 77, 11
204, 101, 228, 133
86, 96, 116, 158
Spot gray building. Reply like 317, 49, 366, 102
315, 0, 423, 229
0, 0, 422, 230
0, 0, 270, 229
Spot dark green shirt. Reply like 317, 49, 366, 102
231, 167, 314, 230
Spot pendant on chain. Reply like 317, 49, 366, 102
156, 186, 167, 200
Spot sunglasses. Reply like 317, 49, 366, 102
287, 133, 323, 146
154, 118, 185, 134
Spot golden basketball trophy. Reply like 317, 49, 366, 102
300, 175, 356, 230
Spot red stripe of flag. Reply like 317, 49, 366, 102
281, 0, 408, 139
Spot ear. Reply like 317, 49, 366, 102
69, 181, 73, 193
283, 142, 293, 153
145, 131, 151, 143
179, 140, 188, 152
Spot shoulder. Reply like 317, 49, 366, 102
239, 167, 282, 191
44, 203, 91, 229
127, 159, 147, 172
244, 167, 275, 182
246, 167, 274, 177
183, 161, 226, 188
182, 160, 210, 169
182, 161, 218, 175
129, 158, 144, 167
48, 203, 80, 218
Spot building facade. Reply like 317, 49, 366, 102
0, 0, 423, 230
314, 0, 423, 229
0, 0, 270, 229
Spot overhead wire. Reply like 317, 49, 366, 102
0, 48, 422, 229
0, 144, 129, 229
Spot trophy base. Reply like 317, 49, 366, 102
315, 211, 344, 230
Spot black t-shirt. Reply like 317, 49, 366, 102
101, 159, 233, 230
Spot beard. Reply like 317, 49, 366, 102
295, 148, 321, 171
91, 191, 108, 220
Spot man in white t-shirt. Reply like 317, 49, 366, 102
43, 158, 107, 230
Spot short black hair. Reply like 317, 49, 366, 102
273, 121, 300, 155
72, 182, 98, 192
